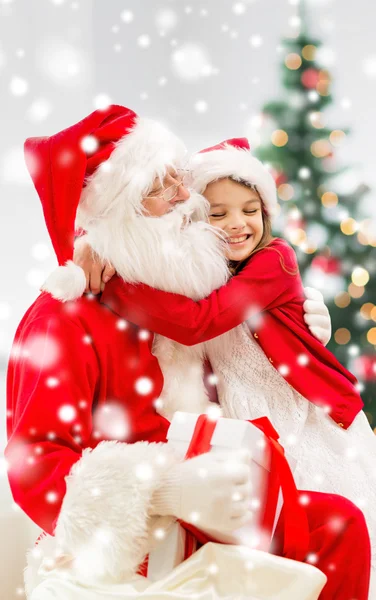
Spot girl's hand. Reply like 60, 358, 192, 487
73, 236, 115, 294
303, 287, 332, 346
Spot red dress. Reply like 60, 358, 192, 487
100, 238, 363, 429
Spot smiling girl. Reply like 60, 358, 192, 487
83, 138, 376, 593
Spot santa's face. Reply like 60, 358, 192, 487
205, 177, 264, 262
142, 168, 191, 217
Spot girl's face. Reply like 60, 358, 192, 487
205, 177, 264, 262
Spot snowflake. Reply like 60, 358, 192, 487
298, 167, 311, 179
113, 44, 122, 53
341, 97, 352, 109
189, 511, 200, 523
26, 268, 46, 288
93, 94, 112, 110
207, 374, 218, 386
158, 76, 167, 86
135, 463, 153, 481
120, 9, 134, 23
10, 76, 28, 96
154, 398, 164, 411
250, 35, 263, 48
306, 553, 318, 565
297, 353, 309, 366
138, 35, 151, 49
362, 56, 376, 78
206, 404, 222, 420
154, 528, 166, 540
116, 319, 128, 331
58, 404, 77, 423
135, 377, 153, 395
27, 99, 52, 122
80, 135, 99, 154
0, 302, 11, 320
93, 403, 130, 441
37, 39, 86, 86
194, 100, 208, 113
31, 242, 51, 261
46, 377, 60, 388
299, 493, 311, 506
278, 364, 290, 376
289, 16, 301, 28
207, 562, 219, 575
156, 8, 178, 33
140, 91, 148, 100
171, 43, 213, 82
46, 491, 58, 503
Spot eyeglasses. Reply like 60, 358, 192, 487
144, 169, 191, 203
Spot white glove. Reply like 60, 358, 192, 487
303, 287, 332, 346
150, 450, 253, 533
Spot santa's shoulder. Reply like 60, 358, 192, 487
13, 292, 109, 340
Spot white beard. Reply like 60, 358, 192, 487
88, 192, 230, 419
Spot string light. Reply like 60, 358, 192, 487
271, 130, 289, 147
302, 45, 316, 61
360, 303, 375, 320
348, 283, 365, 298
367, 328, 376, 345
340, 218, 358, 235
311, 139, 331, 158
278, 183, 294, 200
334, 328, 351, 345
351, 266, 370, 287
321, 191, 338, 207
334, 292, 351, 308
330, 130, 346, 146
285, 53, 302, 70
309, 111, 325, 129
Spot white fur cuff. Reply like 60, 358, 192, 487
52, 441, 178, 585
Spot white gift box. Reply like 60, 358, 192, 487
148, 412, 295, 582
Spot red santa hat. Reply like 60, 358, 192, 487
25, 105, 187, 301
25, 104, 187, 266
188, 137, 278, 217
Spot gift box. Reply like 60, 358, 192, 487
147, 412, 308, 583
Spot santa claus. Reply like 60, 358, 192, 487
5, 105, 370, 599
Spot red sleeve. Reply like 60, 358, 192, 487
5, 314, 99, 535
101, 240, 302, 346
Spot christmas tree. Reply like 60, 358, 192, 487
255, 1, 376, 427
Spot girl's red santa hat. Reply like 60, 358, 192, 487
24, 104, 187, 301
188, 137, 278, 217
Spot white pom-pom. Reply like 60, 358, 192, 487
41, 261, 87, 302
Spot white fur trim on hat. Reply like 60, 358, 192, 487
188, 144, 278, 217
75, 116, 187, 230
41, 260, 87, 302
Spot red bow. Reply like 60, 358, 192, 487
181, 414, 309, 561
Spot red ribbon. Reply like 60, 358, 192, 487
180, 414, 310, 561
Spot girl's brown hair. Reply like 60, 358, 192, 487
228, 178, 298, 277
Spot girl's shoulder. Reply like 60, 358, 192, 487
250, 237, 299, 272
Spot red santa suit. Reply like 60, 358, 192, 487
5, 110, 371, 599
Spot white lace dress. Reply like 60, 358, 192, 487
205, 323, 376, 598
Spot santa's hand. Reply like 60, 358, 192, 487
73, 235, 115, 294
150, 450, 253, 533
303, 287, 332, 346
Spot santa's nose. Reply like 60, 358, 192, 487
171, 183, 190, 203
